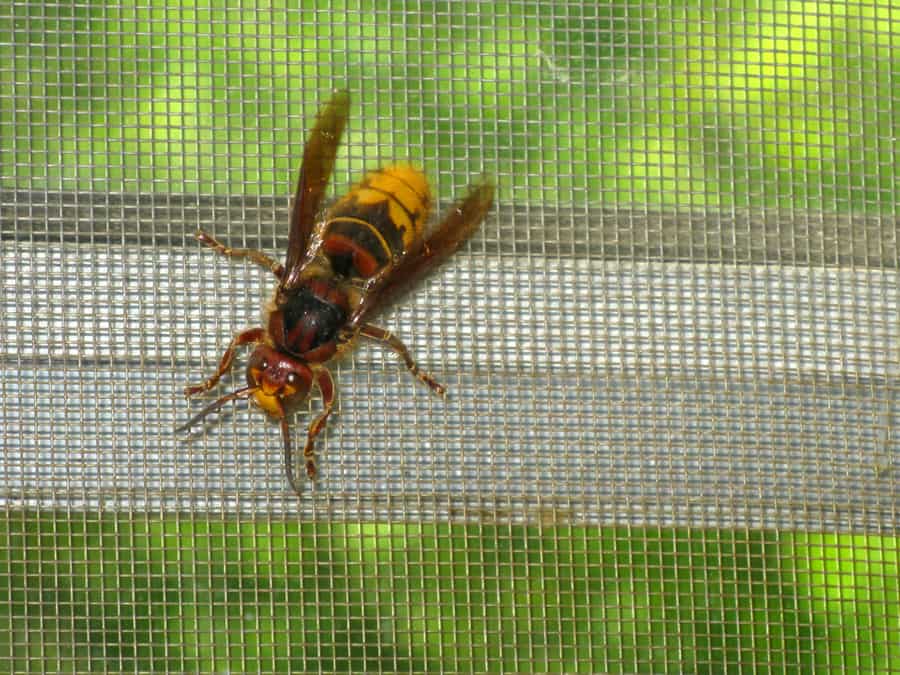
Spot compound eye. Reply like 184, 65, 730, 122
286, 372, 298, 386
260, 359, 269, 370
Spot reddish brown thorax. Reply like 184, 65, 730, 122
266, 275, 351, 363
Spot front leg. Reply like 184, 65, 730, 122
184, 327, 266, 397
302, 367, 337, 481
194, 230, 285, 278
283, 367, 337, 490
359, 323, 446, 397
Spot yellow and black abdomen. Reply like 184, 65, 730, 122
320, 165, 432, 279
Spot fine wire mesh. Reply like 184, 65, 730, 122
1, 1, 898, 672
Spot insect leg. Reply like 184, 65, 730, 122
194, 230, 285, 278
301, 367, 337, 480
358, 323, 446, 397
184, 327, 266, 397
280, 416, 303, 497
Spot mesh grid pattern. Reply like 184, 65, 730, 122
1, 1, 898, 671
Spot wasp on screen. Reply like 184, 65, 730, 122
178, 90, 494, 495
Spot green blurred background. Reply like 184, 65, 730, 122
3, 0, 897, 210
2, 1, 898, 672
0, 516, 896, 673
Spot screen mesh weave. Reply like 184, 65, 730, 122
1, 2, 897, 672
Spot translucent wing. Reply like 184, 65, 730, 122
348, 180, 494, 326
281, 89, 351, 291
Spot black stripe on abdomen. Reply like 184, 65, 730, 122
325, 199, 406, 258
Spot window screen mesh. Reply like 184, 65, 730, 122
1, 2, 897, 672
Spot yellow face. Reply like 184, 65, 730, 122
246, 346, 312, 418
251, 388, 283, 418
